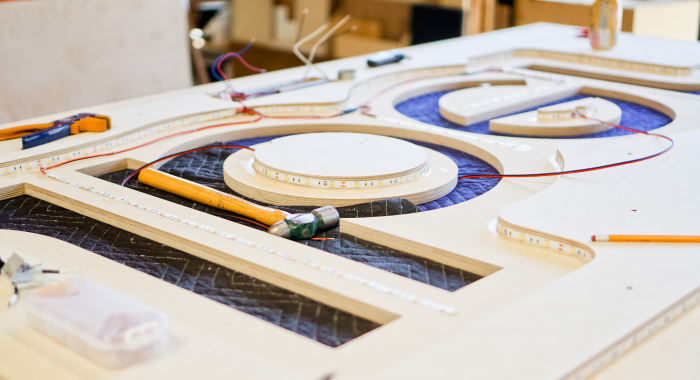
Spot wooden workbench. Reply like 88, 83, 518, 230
1, 23, 700, 380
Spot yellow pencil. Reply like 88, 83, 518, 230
592, 235, 700, 242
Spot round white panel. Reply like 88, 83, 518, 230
224, 133, 459, 207
254, 133, 428, 180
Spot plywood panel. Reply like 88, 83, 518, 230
2, 22, 700, 380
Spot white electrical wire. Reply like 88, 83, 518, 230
303, 15, 351, 80
292, 23, 330, 80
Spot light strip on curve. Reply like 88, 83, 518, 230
252, 161, 431, 189
496, 220, 593, 263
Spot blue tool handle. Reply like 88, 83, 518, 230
21, 123, 72, 150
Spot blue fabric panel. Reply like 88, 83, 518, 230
409, 140, 501, 211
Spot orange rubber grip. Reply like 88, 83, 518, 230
70, 115, 111, 134
138, 168, 289, 226
0, 122, 54, 141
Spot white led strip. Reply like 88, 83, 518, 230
563, 288, 700, 380
254, 104, 342, 115
496, 220, 593, 263
44, 170, 458, 315
1, 109, 238, 177
252, 161, 431, 189
513, 49, 696, 77
468, 49, 696, 76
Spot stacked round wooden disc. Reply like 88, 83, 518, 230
223, 132, 459, 207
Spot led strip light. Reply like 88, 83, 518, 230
496, 220, 593, 263
254, 104, 342, 115
513, 49, 696, 76
251, 161, 431, 189
469, 49, 696, 76
1, 109, 238, 177
563, 287, 700, 380
44, 170, 458, 315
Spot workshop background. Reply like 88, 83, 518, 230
1, 0, 698, 125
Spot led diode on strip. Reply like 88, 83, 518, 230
496, 220, 593, 263
44, 170, 458, 315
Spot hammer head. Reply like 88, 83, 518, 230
267, 206, 340, 240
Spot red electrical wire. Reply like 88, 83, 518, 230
458, 115, 674, 180
217, 52, 266, 76
216, 53, 266, 98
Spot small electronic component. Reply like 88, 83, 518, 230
0, 254, 17, 309
1, 251, 77, 309
337, 69, 356, 80
367, 51, 407, 67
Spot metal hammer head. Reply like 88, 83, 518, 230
267, 206, 340, 240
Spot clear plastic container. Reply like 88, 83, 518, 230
23, 277, 168, 367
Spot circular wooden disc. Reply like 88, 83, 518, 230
224, 134, 459, 207
253, 133, 428, 180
